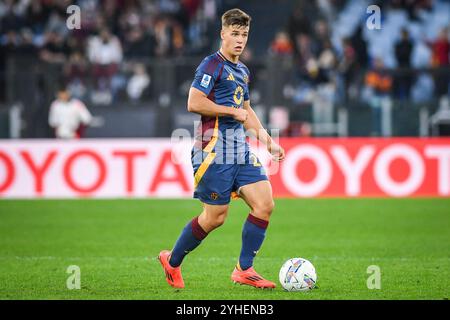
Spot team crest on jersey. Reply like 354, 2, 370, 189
233, 86, 244, 105
210, 192, 219, 200
243, 75, 249, 84
200, 74, 211, 88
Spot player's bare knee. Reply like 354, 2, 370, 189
253, 200, 274, 220
204, 207, 228, 229
214, 215, 227, 228
263, 199, 275, 214
269, 199, 275, 212
208, 212, 227, 229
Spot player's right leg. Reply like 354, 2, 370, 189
230, 180, 276, 289
158, 145, 236, 288
158, 203, 229, 288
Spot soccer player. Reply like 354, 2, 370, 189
158, 8, 285, 289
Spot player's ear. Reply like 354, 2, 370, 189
220, 28, 225, 40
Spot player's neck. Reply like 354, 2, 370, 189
219, 48, 239, 64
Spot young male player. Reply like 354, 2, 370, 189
158, 8, 285, 289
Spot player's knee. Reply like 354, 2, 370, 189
270, 199, 275, 210
204, 208, 228, 229
266, 199, 275, 216
253, 199, 275, 219
208, 213, 227, 228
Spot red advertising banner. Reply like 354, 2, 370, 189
269, 138, 450, 198
0, 138, 449, 198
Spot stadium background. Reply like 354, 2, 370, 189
0, 0, 449, 300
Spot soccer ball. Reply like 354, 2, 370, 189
279, 258, 317, 291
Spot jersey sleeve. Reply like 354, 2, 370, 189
244, 84, 250, 101
243, 68, 250, 101
191, 57, 223, 96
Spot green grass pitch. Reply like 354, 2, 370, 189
0, 198, 449, 300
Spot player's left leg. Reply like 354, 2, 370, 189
237, 180, 274, 270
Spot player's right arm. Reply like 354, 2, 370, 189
188, 57, 247, 122
187, 87, 248, 122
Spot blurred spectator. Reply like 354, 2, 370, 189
0, 0, 25, 33
287, 1, 316, 43
154, 17, 185, 57
182, 0, 202, 22
45, 5, 70, 38
316, 0, 338, 22
364, 58, 393, 136
127, 63, 151, 102
429, 27, 450, 67
39, 31, 69, 64
295, 34, 316, 80
311, 40, 337, 136
318, 39, 336, 72
390, 0, 432, 21
49, 87, 92, 139
101, 0, 121, 35
338, 37, 359, 100
64, 51, 89, 99
124, 26, 156, 60
394, 28, 414, 100
187, 9, 209, 54
427, 27, 450, 98
314, 19, 331, 49
269, 31, 293, 56
25, 0, 49, 34
172, 21, 185, 56
349, 25, 368, 70
395, 28, 414, 67
16, 28, 37, 56
87, 28, 123, 100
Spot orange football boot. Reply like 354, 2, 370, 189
231, 265, 276, 289
158, 250, 185, 289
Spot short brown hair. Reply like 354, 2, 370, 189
221, 8, 251, 28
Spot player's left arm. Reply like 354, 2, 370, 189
243, 100, 285, 161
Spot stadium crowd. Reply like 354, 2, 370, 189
268, 0, 449, 135
0, 0, 449, 137
0, 0, 219, 103
270, 0, 449, 100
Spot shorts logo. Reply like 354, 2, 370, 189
210, 192, 219, 200
200, 74, 212, 88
